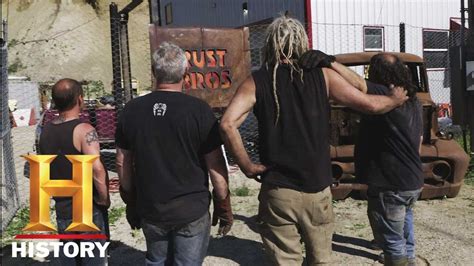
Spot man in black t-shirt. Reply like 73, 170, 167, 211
115, 42, 232, 265
321, 53, 423, 266
220, 16, 408, 265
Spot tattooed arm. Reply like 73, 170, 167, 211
75, 123, 110, 208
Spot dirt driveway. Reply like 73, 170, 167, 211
2, 170, 474, 265
107, 171, 474, 266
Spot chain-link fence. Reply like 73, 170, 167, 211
0, 2, 464, 229
236, 21, 462, 162
1, 1, 151, 231
1, 20, 20, 232
249, 22, 456, 105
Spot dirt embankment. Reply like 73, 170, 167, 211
3, 0, 151, 90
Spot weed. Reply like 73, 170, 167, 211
108, 207, 126, 226
2, 207, 30, 247
352, 223, 367, 230
454, 135, 474, 186
234, 186, 250, 197
131, 228, 141, 238
84, 80, 106, 99
8, 58, 26, 73
8, 39, 19, 49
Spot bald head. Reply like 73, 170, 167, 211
368, 53, 417, 98
52, 78, 83, 112
381, 53, 397, 64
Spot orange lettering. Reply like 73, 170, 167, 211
205, 72, 220, 89
184, 73, 192, 89
196, 72, 205, 89
215, 50, 226, 67
206, 50, 217, 68
185, 51, 192, 67
221, 70, 232, 89
192, 51, 205, 68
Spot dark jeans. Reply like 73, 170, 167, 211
367, 187, 421, 265
56, 204, 109, 266
141, 212, 211, 266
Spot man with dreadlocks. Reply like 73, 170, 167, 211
220, 16, 409, 265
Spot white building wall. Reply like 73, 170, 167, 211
310, 0, 461, 103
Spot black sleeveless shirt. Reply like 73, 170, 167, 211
38, 119, 92, 219
252, 65, 332, 192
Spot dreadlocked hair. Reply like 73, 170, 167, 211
263, 15, 309, 125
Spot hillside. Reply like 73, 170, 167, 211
3, 0, 152, 91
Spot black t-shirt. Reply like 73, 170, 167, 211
115, 91, 222, 225
354, 81, 424, 191
252, 65, 332, 192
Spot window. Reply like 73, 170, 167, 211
364, 27, 384, 51
165, 3, 173, 25
423, 30, 449, 69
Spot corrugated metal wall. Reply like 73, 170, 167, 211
154, 0, 460, 103
159, 0, 305, 27
311, 0, 460, 103
311, 0, 459, 55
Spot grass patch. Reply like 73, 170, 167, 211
8, 58, 26, 73
454, 135, 474, 186
8, 39, 19, 48
233, 186, 250, 197
351, 223, 367, 230
2, 207, 30, 247
108, 207, 126, 226
131, 228, 141, 238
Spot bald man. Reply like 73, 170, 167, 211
38, 78, 110, 265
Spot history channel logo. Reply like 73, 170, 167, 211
11, 155, 109, 259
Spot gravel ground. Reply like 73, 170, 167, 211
3, 169, 474, 265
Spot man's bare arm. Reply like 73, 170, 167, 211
204, 147, 229, 199
116, 148, 133, 193
329, 62, 368, 93
323, 68, 407, 114
220, 76, 267, 178
205, 146, 233, 235
78, 124, 110, 207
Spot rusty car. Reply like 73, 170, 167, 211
329, 52, 470, 200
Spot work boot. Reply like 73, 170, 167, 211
378, 252, 384, 264
384, 255, 408, 266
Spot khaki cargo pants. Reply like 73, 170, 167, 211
258, 183, 335, 266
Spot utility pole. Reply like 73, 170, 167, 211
149, 0, 161, 25
467, 0, 474, 152
468, 0, 474, 47
109, 0, 143, 111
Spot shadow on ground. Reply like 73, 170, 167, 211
207, 236, 264, 265
332, 234, 379, 261
234, 214, 260, 234
108, 240, 145, 265
233, 214, 379, 263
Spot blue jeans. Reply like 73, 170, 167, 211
367, 187, 421, 264
141, 212, 210, 266
56, 204, 109, 266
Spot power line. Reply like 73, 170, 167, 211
16, 17, 98, 45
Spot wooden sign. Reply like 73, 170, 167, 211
149, 26, 251, 108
